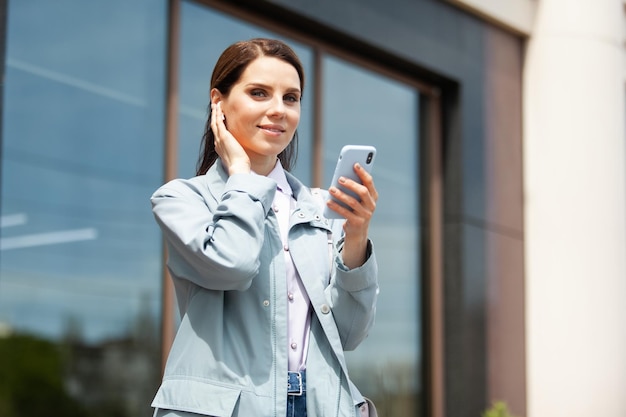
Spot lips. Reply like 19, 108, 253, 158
258, 124, 286, 133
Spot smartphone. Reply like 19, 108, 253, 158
323, 145, 377, 219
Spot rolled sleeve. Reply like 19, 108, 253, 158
335, 240, 377, 292
327, 240, 379, 350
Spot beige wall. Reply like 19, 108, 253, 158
524, 0, 626, 415
623, 1, 626, 81
447, 0, 626, 416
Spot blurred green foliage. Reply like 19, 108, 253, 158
482, 401, 517, 417
0, 334, 87, 417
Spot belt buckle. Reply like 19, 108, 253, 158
287, 371, 303, 396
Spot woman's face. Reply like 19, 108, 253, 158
217, 56, 301, 167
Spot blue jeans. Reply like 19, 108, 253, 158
286, 391, 307, 417
287, 370, 306, 417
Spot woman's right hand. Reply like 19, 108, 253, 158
211, 101, 251, 175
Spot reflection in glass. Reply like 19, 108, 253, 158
178, 0, 313, 182
323, 55, 422, 416
0, 1, 167, 415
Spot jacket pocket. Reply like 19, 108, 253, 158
152, 378, 241, 417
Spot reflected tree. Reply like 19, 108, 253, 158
0, 292, 160, 417
0, 333, 87, 417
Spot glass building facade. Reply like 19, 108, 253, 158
0, 1, 429, 416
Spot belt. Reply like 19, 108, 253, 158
287, 370, 306, 396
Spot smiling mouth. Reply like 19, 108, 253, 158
258, 125, 286, 133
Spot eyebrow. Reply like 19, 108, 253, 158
245, 82, 301, 95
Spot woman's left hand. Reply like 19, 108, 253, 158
326, 163, 379, 269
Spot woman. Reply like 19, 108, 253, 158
150, 38, 379, 417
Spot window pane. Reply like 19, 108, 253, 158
178, 0, 314, 182
323, 55, 422, 416
0, 1, 167, 416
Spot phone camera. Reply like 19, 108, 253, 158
366, 152, 373, 164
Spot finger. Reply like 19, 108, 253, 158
334, 176, 376, 213
354, 163, 379, 202
326, 195, 361, 220
328, 184, 371, 218
211, 103, 226, 159
328, 185, 357, 211
338, 165, 377, 207
211, 102, 223, 144
214, 102, 224, 135
327, 194, 373, 229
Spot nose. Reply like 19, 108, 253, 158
267, 96, 286, 118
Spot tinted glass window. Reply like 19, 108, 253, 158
0, 1, 167, 415
323, 55, 422, 415
0, 2, 426, 416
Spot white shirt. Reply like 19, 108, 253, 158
267, 162, 311, 371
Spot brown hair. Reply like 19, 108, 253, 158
196, 38, 305, 176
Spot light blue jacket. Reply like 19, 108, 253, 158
150, 161, 379, 417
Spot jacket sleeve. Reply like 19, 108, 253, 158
151, 173, 277, 291
326, 238, 379, 351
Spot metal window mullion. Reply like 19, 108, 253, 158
160, 0, 181, 377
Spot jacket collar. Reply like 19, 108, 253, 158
286, 171, 331, 231
203, 159, 230, 202
201, 160, 330, 230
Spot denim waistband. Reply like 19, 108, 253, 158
287, 370, 306, 396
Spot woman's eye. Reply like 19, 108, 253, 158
250, 89, 266, 97
284, 94, 299, 103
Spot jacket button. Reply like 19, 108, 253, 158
320, 304, 330, 314
263, 300, 270, 307
297, 212, 305, 218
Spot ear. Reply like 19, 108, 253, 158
210, 88, 223, 105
